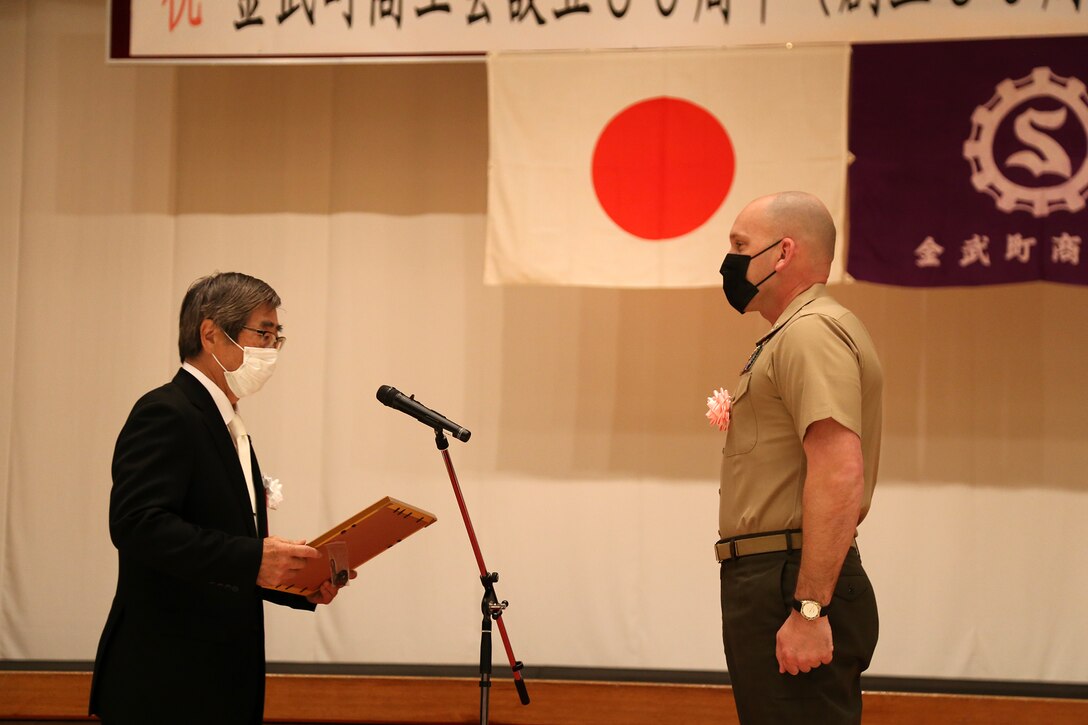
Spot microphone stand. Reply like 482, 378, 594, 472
434, 429, 530, 725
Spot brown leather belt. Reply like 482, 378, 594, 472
716, 530, 859, 562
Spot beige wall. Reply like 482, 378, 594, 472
1, 0, 1085, 683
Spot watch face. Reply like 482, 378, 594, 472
801, 600, 822, 620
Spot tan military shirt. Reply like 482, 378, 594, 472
719, 284, 883, 539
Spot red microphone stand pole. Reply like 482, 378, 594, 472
434, 429, 530, 724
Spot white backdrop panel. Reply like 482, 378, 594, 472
1, 0, 1086, 685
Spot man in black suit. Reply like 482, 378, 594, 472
90, 272, 342, 724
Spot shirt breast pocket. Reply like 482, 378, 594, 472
724, 373, 757, 457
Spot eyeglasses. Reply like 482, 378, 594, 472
239, 325, 287, 350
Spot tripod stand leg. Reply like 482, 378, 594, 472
479, 611, 493, 725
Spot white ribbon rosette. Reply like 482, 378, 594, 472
262, 475, 283, 510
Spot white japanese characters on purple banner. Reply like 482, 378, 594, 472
848, 36, 1088, 287
114, 1, 1086, 59
913, 232, 1082, 275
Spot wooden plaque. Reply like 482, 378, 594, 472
265, 496, 437, 596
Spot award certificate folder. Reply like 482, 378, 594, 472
265, 496, 437, 596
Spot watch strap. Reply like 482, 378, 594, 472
792, 598, 830, 618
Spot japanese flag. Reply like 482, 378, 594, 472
485, 46, 851, 288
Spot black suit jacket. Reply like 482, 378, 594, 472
90, 369, 312, 725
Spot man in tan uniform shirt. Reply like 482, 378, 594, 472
716, 192, 882, 725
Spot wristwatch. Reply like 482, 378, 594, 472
792, 598, 830, 621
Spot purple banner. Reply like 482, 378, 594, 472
848, 36, 1088, 287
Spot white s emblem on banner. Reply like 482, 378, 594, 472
963, 66, 1088, 218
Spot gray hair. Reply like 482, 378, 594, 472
178, 272, 281, 362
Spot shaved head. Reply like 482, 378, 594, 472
761, 191, 837, 265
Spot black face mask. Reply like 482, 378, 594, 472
720, 238, 783, 313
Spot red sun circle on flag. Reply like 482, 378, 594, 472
592, 96, 736, 241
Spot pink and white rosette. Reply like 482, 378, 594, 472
705, 388, 732, 432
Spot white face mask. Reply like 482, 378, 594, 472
212, 335, 278, 399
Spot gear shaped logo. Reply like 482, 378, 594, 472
963, 66, 1088, 217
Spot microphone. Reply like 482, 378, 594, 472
376, 385, 471, 442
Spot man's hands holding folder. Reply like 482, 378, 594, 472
257, 536, 355, 605
304, 572, 356, 605
258, 536, 319, 588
